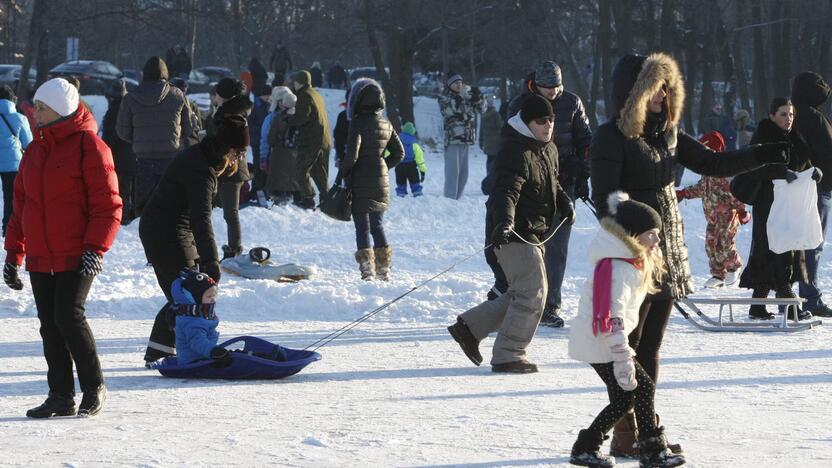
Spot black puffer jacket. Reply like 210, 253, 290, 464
486, 114, 569, 245
139, 139, 223, 265
791, 71, 832, 192
341, 79, 404, 213
116, 80, 193, 159
738, 118, 812, 290
507, 74, 592, 183
591, 53, 767, 300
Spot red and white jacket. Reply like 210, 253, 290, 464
4, 105, 122, 272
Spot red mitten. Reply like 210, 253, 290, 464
675, 189, 686, 202
738, 209, 752, 225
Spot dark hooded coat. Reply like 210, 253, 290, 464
791, 71, 832, 192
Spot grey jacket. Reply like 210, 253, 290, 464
116, 81, 194, 159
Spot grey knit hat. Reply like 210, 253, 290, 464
534, 61, 562, 88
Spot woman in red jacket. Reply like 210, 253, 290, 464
3, 78, 122, 418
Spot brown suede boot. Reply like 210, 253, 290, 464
610, 411, 639, 458
355, 248, 375, 280
374, 246, 392, 281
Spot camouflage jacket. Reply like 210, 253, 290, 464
680, 176, 746, 222
438, 88, 485, 146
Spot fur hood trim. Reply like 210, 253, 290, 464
599, 217, 647, 259
617, 52, 685, 139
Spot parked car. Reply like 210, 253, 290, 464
349, 66, 389, 82
186, 69, 214, 93
0, 64, 37, 91
49, 60, 129, 95
194, 66, 234, 85
121, 68, 140, 82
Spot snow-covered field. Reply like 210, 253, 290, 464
0, 90, 830, 467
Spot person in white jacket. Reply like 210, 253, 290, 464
567, 192, 685, 468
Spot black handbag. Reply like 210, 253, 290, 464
729, 172, 761, 205
319, 172, 352, 222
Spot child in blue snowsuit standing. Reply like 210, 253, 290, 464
172, 268, 286, 366
395, 122, 427, 197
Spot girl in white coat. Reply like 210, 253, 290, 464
568, 192, 685, 468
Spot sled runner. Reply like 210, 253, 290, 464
220, 247, 315, 282
675, 297, 823, 333
149, 336, 321, 379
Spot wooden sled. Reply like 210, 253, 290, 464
675, 296, 823, 333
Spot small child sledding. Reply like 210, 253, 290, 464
394, 122, 427, 197
171, 269, 286, 366
676, 131, 750, 288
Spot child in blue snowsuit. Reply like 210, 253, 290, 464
171, 269, 224, 365
172, 269, 286, 365
395, 122, 427, 197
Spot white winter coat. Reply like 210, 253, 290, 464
568, 218, 651, 363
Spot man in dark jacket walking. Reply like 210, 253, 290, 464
793, 71, 832, 317
479, 96, 503, 195
289, 70, 331, 208
506, 61, 592, 327
116, 56, 194, 215
102, 79, 137, 225
448, 95, 574, 374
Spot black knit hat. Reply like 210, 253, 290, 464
142, 56, 169, 82
612, 54, 647, 112
215, 115, 249, 150
171, 269, 217, 305
534, 61, 562, 88
607, 191, 662, 237
216, 78, 245, 99
520, 94, 554, 124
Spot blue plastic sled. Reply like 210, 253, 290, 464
150, 336, 321, 380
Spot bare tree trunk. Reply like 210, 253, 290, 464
659, 0, 675, 53
818, 0, 832, 80
588, 0, 606, 127
733, 0, 752, 113
598, 0, 614, 119
548, 4, 590, 111
612, 0, 633, 55
751, 0, 769, 118
363, 0, 400, 128
17, 0, 47, 101
681, 2, 698, 133
230, 0, 244, 71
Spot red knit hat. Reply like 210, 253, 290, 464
699, 131, 726, 152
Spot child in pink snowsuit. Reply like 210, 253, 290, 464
677, 131, 750, 288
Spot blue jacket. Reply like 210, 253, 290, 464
0, 99, 33, 172
175, 315, 219, 365
260, 111, 276, 160
248, 97, 270, 156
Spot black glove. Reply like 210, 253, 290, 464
210, 346, 232, 367
754, 142, 790, 165
560, 199, 576, 226
490, 223, 513, 249
575, 178, 590, 201
420, 171, 426, 183
470, 86, 482, 101
812, 167, 824, 182
3, 263, 23, 290
78, 251, 103, 277
200, 260, 221, 283
784, 170, 798, 184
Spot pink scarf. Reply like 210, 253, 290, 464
592, 257, 643, 336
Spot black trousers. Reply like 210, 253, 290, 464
30, 271, 103, 395
1, 171, 15, 236
395, 162, 420, 188
628, 298, 673, 383
588, 362, 657, 436
116, 171, 136, 225
144, 258, 195, 362
218, 181, 243, 252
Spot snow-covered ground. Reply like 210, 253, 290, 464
0, 89, 830, 467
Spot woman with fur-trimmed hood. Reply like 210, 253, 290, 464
264, 86, 301, 204
590, 52, 789, 456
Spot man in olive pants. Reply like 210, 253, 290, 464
461, 243, 546, 365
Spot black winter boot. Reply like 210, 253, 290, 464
447, 317, 483, 366
638, 427, 686, 468
26, 392, 76, 418
776, 288, 813, 321
540, 304, 565, 328
78, 384, 107, 417
570, 429, 615, 467
748, 304, 774, 320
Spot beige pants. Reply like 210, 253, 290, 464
461, 242, 547, 364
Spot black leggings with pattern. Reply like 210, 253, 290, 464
588, 362, 658, 436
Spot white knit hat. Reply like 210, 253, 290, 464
33, 78, 79, 117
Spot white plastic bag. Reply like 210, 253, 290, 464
767, 169, 823, 254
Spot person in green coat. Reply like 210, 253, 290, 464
289, 70, 332, 209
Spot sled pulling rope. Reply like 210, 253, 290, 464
304, 219, 570, 351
